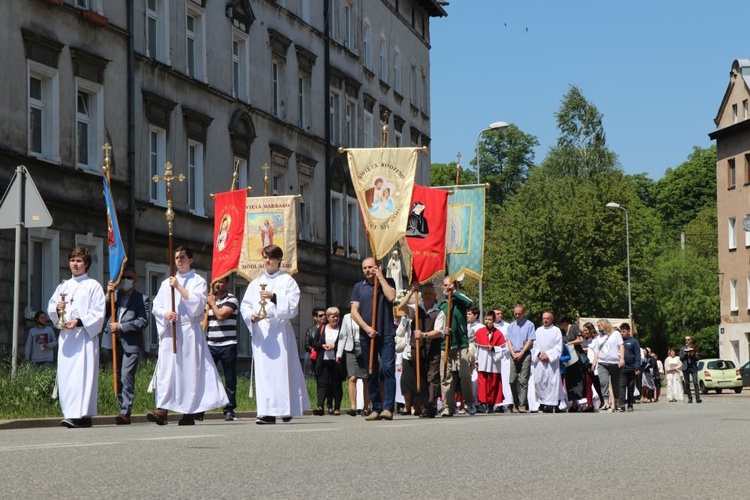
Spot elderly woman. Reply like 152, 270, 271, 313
591, 319, 624, 412
312, 307, 344, 416
664, 348, 683, 402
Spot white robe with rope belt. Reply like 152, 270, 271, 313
531, 324, 563, 406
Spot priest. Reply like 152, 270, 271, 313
475, 310, 506, 413
147, 247, 228, 426
240, 244, 310, 424
48, 247, 106, 429
530, 311, 563, 413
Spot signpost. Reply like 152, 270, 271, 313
0, 166, 53, 377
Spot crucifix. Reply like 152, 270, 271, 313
153, 162, 185, 354
455, 151, 462, 185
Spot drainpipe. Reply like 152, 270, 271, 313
127, 0, 136, 261
324, 0, 332, 303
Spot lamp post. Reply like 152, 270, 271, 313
606, 202, 633, 327
475, 121, 509, 318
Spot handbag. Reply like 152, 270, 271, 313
562, 344, 578, 367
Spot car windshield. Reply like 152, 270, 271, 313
707, 360, 735, 370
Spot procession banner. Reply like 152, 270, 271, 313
237, 195, 298, 281
405, 184, 448, 284
103, 177, 127, 284
211, 189, 247, 281
346, 147, 419, 260
436, 184, 486, 280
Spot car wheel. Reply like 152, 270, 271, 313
716, 388, 723, 394
735, 387, 743, 394
699, 381, 708, 394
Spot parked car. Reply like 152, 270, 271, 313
697, 359, 742, 394
740, 361, 750, 387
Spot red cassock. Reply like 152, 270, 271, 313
475, 326, 506, 405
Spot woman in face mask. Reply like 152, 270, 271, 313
590, 319, 625, 412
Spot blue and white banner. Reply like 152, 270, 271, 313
437, 184, 486, 280
103, 178, 127, 284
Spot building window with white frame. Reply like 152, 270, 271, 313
186, 6, 206, 81
28, 62, 60, 161
393, 47, 402, 94
344, 1, 354, 49
272, 59, 285, 118
330, 0, 340, 41
744, 99, 749, 120
395, 130, 402, 147
330, 89, 341, 145
379, 35, 388, 82
729, 217, 737, 250
745, 215, 750, 247
75, 79, 103, 171
146, 0, 170, 64
187, 140, 204, 215
410, 63, 417, 103
232, 30, 248, 101
299, 0, 310, 23
730, 278, 739, 312
298, 179, 312, 241
235, 156, 248, 189
149, 125, 167, 205
346, 196, 359, 257
363, 110, 373, 148
729, 158, 736, 189
362, 20, 371, 69
331, 192, 343, 253
345, 98, 355, 147
26, 228, 60, 317
421, 69, 428, 110
298, 72, 311, 129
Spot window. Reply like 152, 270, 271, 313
330, 89, 341, 145
744, 99, 749, 120
410, 63, 417, 103
272, 59, 284, 118
729, 158, 736, 189
363, 110, 373, 148
331, 192, 343, 252
271, 151, 288, 196
186, 6, 205, 81
146, 0, 170, 64
27, 62, 59, 161
421, 69, 428, 110
344, 2, 354, 49
146, 262, 170, 351
26, 228, 60, 318
746, 276, 750, 310
733, 103, 739, 123
345, 98, 355, 147
75, 234, 103, 283
299, 0, 310, 23
298, 180, 312, 241
187, 140, 204, 215
75, 78, 103, 171
746, 215, 750, 247
149, 125, 167, 205
729, 217, 737, 250
77, 0, 89, 8
746, 154, 750, 185
395, 130, 402, 147
330, 0, 340, 41
731, 278, 739, 312
235, 156, 248, 189
393, 47, 401, 93
362, 21, 371, 69
232, 30, 248, 101
346, 196, 360, 257
379, 35, 388, 82
298, 73, 311, 129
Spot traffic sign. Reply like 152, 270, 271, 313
0, 166, 53, 229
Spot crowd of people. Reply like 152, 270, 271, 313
40, 246, 701, 429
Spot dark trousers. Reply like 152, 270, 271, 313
360, 334, 396, 412
116, 349, 140, 414
684, 371, 701, 401
620, 370, 637, 408
316, 359, 343, 410
425, 342, 442, 414
209, 343, 237, 413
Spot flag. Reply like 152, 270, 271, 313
346, 147, 420, 260
211, 189, 247, 281
405, 184, 448, 284
237, 195, 298, 281
440, 185, 486, 280
103, 177, 127, 284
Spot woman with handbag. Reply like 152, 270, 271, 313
312, 307, 344, 416
557, 314, 586, 412
336, 313, 370, 416
581, 322, 605, 411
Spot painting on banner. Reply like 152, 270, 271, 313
444, 186, 486, 280
346, 147, 420, 260
404, 184, 448, 284
237, 195, 298, 281
211, 189, 246, 281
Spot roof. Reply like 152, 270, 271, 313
418, 0, 448, 17
712, 59, 750, 128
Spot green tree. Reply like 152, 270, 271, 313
430, 161, 472, 187
471, 124, 539, 207
626, 172, 656, 208
651, 145, 717, 233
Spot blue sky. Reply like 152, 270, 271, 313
429, 1, 750, 180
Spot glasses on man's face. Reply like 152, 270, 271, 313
317, 314, 325, 318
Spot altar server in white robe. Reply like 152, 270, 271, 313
241, 244, 310, 424
48, 247, 106, 428
531, 311, 563, 413
147, 247, 228, 426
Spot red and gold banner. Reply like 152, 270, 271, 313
211, 189, 246, 281
405, 184, 448, 284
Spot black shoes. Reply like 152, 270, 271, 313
256, 416, 276, 425
225, 411, 236, 421
115, 413, 131, 425
61, 417, 93, 428
178, 414, 195, 426
312, 407, 325, 416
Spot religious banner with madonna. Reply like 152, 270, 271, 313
346, 147, 420, 260
237, 195, 298, 281
437, 184, 487, 280
211, 189, 247, 281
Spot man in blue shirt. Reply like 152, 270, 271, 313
505, 303, 535, 413
619, 323, 641, 412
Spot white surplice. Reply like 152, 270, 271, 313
531, 324, 563, 406
152, 270, 228, 414
48, 274, 106, 418
240, 270, 310, 417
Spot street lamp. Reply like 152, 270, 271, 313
476, 121, 509, 318
606, 202, 633, 327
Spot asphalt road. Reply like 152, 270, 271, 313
3, 393, 750, 499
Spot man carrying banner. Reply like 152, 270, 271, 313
439, 277, 476, 416
147, 247, 228, 426
351, 257, 397, 421
103, 268, 148, 425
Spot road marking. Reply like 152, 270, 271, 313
136, 435, 218, 442
280, 428, 339, 433
0, 441, 118, 452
